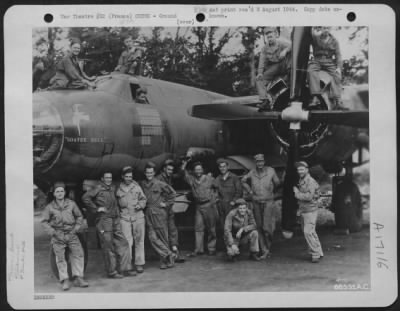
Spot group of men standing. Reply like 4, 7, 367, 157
41, 154, 324, 291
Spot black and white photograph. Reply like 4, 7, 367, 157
32, 24, 371, 292
4, 4, 397, 309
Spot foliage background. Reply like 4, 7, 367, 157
32, 26, 368, 94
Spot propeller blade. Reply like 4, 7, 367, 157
308, 110, 369, 128
189, 104, 281, 121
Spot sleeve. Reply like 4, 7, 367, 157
233, 175, 243, 201
294, 180, 319, 202
41, 205, 56, 236
72, 202, 83, 233
63, 57, 83, 81
271, 168, 281, 188
81, 187, 100, 214
168, 206, 179, 247
183, 170, 194, 186
334, 38, 343, 69
161, 182, 176, 206
137, 186, 147, 210
244, 210, 257, 232
224, 212, 234, 246
281, 38, 292, 52
257, 47, 267, 75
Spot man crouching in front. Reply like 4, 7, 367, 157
41, 182, 89, 290
224, 198, 261, 262
82, 171, 134, 278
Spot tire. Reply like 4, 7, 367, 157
333, 179, 363, 233
50, 232, 89, 280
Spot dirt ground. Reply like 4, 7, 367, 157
34, 213, 370, 293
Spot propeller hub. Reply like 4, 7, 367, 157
281, 101, 309, 123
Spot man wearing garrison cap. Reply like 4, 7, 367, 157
213, 158, 243, 232
293, 161, 324, 263
116, 166, 147, 274
242, 153, 281, 259
256, 26, 291, 111
41, 182, 89, 290
224, 199, 260, 261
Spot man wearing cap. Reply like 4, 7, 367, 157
114, 35, 144, 75
116, 166, 147, 274
256, 27, 291, 111
224, 199, 261, 262
41, 182, 89, 290
308, 27, 343, 109
140, 162, 179, 269
213, 158, 243, 231
156, 159, 186, 263
242, 153, 280, 259
293, 161, 324, 263
82, 172, 133, 278
181, 160, 218, 256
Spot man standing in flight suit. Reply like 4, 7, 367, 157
116, 166, 147, 274
213, 158, 243, 232
140, 162, 179, 269
181, 160, 218, 256
293, 161, 324, 263
41, 182, 89, 290
82, 172, 134, 278
242, 154, 281, 259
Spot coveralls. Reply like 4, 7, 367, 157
184, 172, 218, 254
242, 167, 280, 255
116, 181, 147, 269
140, 179, 178, 260
41, 199, 84, 282
224, 208, 259, 256
308, 29, 343, 100
294, 173, 324, 259
257, 38, 291, 100
116, 47, 144, 75
82, 182, 130, 276
49, 53, 88, 89
213, 172, 243, 230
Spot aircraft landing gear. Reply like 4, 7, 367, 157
331, 162, 363, 233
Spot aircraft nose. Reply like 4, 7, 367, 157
33, 96, 64, 173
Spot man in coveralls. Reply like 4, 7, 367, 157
116, 166, 147, 274
213, 158, 243, 231
82, 172, 133, 278
41, 182, 89, 290
181, 160, 218, 256
224, 198, 261, 262
140, 162, 179, 269
293, 161, 324, 263
242, 154, 280, 259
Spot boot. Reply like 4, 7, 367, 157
249, 252, 261, 261
160, 257, 168, 269
166, 254, 175, 268
74, 276, 89, 287
62, 279, 70, 291
123, 270, 137, 277
136, 265, 144, 273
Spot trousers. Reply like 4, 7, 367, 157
307, 57, 341, 98
257, 55, 291, 100
51, 232, 84, 281
252, 200, 276, 254
226, 230, 260, 256
120, 217, 146, 268
194, 201, 218, 253
96, 216, 130, 275
300, 210, 324, 259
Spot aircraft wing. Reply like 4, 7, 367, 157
189, 103, 369, 128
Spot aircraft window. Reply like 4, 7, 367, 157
132, 85, 150, 104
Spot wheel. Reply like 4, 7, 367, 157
332, 178, 363, 232
50, 232, 89, 280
